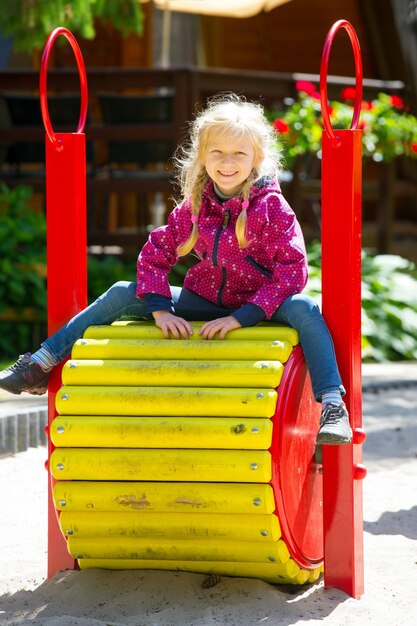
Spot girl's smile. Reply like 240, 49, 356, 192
203, 128, 258, 196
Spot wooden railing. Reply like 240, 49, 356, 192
0, 67, 415, 257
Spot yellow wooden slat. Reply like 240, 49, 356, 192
53, 481, 276, 514
78, 558, 303, 585
71, 338, 293, 362
68, 536, 290, 563
56, 386, 278, 418
50, 416, 273, 449
307, 566, 323, 584
50, 448, 272, 482
60, 511, 281, 542
62, 359, 284, 388
84, 321, 299, 346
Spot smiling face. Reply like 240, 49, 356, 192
202, 127, 258, 196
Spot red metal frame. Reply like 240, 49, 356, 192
41, 21, 366, 595
40, 27, 88, 577
320, 20, 366, 599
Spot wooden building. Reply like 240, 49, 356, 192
0, 0, 416, 261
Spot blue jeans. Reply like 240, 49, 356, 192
44, 281, 344, 401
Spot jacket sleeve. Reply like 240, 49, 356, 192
247, 194, 308, 319
136, 201, 192, 299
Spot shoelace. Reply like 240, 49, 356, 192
321, 403, 345, 425
8, 354, 30, 372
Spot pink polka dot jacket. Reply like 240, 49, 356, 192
136, 178, 308, 320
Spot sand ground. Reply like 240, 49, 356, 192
0, 376, 416, 625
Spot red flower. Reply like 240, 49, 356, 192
340, 87, 357, 102
361, 100, 373, 110
411, 142, 417, 154
311, 91, 321, 101
390, 95, 404, 109
273, 118, 289, 134
295, 80, 317, 96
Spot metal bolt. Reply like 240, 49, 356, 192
56, 463, 65, 471
59, 500, 67, 507
57, 426, 65, 434
272, 340, 280, 346
268, 556, 276, 562
66, 529, 73, 535
260, 363, 268, 369
75, 554, 83, 559
253, 498, 261, 506
260, 530, 268, 536
250, 463, 258, 470
80, 340, 87, 345
69, 363, 77, 368
256, 393, 264, 399
251, 427, 259, 434
61, 393, 69, 401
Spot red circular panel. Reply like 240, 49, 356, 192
270, 346, 323, 568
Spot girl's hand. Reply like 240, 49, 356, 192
199, 316, 241, 340
153, 311, 194, 339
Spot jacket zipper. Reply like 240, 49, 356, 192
212, 208, 230, 306
218, 267, 226, 306
246, 255, 273, 278
212, 209, 230, 265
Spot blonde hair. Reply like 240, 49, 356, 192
174, 93, 282, 256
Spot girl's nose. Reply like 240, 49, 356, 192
221, 154, 234, 164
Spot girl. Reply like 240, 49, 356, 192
0, 94, 351, 445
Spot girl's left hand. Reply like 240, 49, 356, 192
199, 315, 241, 340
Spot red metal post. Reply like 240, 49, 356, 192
320, 20, 367, 598
40, 27, 88, 578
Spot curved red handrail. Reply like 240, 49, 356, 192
39, 27, 88, 149
320, 20, 363, 147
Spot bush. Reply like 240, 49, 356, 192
305, 242, 417, 362
0, 184, 47, 358
268, 81, 417, 169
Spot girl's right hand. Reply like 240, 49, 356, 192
152, 311, 194, 339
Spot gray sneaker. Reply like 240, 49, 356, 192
317, 402, 352, 445
0, 353, 50, 395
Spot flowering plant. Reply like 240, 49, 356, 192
269, 80, 417, 169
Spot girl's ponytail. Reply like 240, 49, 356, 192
177, 167, 208, 256
235, 170, 256, 249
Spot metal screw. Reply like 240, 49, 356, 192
272, 340, 280, 346
61, 393, 69, 401
261, 363, 268, 369
256, 393, 264, 399
59, 500, 67, 507
251, 427, 259, 434
66, 529, 73, 535
268, 556, 276, 562
250, 463, 258, 470
253, 498, 261, 506
56, 463, 64, 471
260, 530, 268, 536
80, 340, 87, 345
69, 363, 77, 368
75, 554, 83, 559
57, 426, 65, 434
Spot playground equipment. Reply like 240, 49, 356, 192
41, 20, 366, 598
